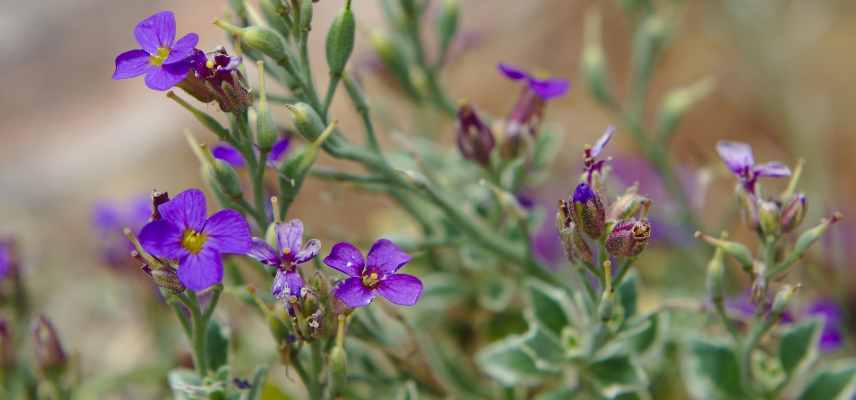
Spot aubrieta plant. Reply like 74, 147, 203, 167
5, 1, 854, 399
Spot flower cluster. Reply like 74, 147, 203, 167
557, 127, 652, 265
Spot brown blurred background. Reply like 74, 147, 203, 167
1, 0, 855, 392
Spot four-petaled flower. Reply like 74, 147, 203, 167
716, 141, 790, 194
247, 219, 320, 300
324, 239, 423, 308
213, 137, 291, 169
583, 125, 615, 183
112, 11, 199, 91
498, 63, 570, 100
139, 189, 251, 291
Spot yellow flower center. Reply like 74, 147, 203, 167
149, 47, 171, 66
282, 247, 291, 256
361, 272, 380, 288
181, 230, 207, 254
205, 59, 216, 69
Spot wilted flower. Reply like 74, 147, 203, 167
716, 141, 790, 195
324, 239, 422, 308
138, 189, 252, 291
179, 47, 252, 112
247, 219, 321, 300
455, 103, 495, 166
112, 11, 199, 90
605, 219, 652, 257
780, 193, 807, 233
92, 196, 151, 268
212, 136, 291, 168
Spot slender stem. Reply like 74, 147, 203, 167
612, 257, 636, 288
176, 293, 209, 377
308, 340, 324, 399
299, 31, 323, 113
713, 298, 741, 343
323, 74, 342, 118
202, 285, 223, 323
574, 265, 598, 309
170, 302, 192, 338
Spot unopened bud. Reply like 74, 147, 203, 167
569, 182, 606, 238
256, 61, 278, 152
329, 345, 347, 393
150, 190, 170, 221
771, 284, 798, 317
656, 77, 715, 141
705, 246, 725, 302
209, 159, 244, 199
695, 231, 754, 269
605, 219, 652, 257
150, 266, 185, 293
456, 103, 496, 166
791, 213, 843, 260
758, 200, 781, 238
286, 102, 326, 142
436, 0, 459, 64
268, 313, 290, 344
779, 193, 806, 233
631, 15, 669, 87
370, 30, 420, 100
738, 190, 761, 233
260, 0, 293, 37
325, 0, 355, 78
597, 291, 614, 322
33, 316, 67, 376
581, 9, 615, 107
215, 20, 287, 62
608, 185, 651, 220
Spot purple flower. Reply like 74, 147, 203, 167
93, 196, 151, 268
583, 126, 615, 183
246, 219, 320, 300
498, 63, 570, 100
179, 47, 252, 112
806, 300, 844, 352
323, 239, 423, 308
0, 242, 10, 281
212, 137, 291, 168
716, 141, 790, 194
138, 189, 252, 291
112, 11, 199, 91
456, 103, 496, 167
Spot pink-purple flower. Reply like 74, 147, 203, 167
716, 141, 790, 194
324, 239, 423, 308
246, 219, 320, 300
498, 63, 570, 100
112, 11, 199, 91
212, 137, 291, 168
138, 189, 251, 291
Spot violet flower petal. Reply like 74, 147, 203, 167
819, 327, 843, 352
134, 11, 176, 54
267, 137, 291, 164
92, 202, 121, 232
276, 219, 304, 254
144, 62, 190, 91
377, 274, 422, 306
272, 269, 304, 299
335, 277, 374, 308
293, 239, 321, 264
0, 245, 10, 281
324, 242, 365, 277
163, 33, 199, 65
113, 49, 153, 80
247, 238, 279, 266
138, 220, 184, 260
203, 209, 251, 254
716, 141, 754, 174
366, 239, 411, 274
753, 162, 791, 178
158, 188, 207, 232
177, 247, 223, 291
528, 77, 570, 100
591, 125, 615, 158
212, 144, 246, 168
497, 63, 528, 81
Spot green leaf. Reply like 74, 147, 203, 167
521, 324, 566, 369
417, 333, 491, 398
477, 334, 556, 387
682, 338, 744, 400
479, 274, 514, 312
241, 366, 269, 400
206, 319, 230, 372
588, 352, 648, 393
779, 317, 822, 377
168, 369, 205, 400
534, 386, 579, 400
525, 279, 574, 338
797, 361, 856, 400
397, 381, 419, 400
617, 271, 639, 321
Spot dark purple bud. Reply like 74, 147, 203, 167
780, 193, 807, 233
456, 103, 495, 166
570, 183, 606, 238
33, 315, 67, 376
605, 219, 652, 257
151, 190, 170, 221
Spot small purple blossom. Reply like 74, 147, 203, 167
716, 141, 790, 194
0, 241, 10, 281
584, 126, 615, 183
112, 11, 199, 91
93, 196, 151, 268
138, 189, 251, 291
498, 63, 570, 100
806, 299, 844, 352
246, 219, 320, 300
212, 137, 291, 168
324, 239, 423, 308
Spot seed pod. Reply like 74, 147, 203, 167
630, 15, 669, 89
705, 247, 725, 303
655, 77, 715, 141
605, 219, 652, 257
780, 193, 806, 233
569, 182, 606, 238
597, 291, 614, 322
791, 213, 843, 260
209, 159, 243, 199
695, 231, 754, 269
325, 0, 355, 79
151, 266, 185, 293
758, 199, 781, 238
329, 345, 347, 394
255, 62, 278, 152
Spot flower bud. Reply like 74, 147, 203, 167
256, 61, 278, 152
605, 219, 652, 257
631, 15, 669, 88
705, 247, 725, 303
771, 284, 797, 318
569, 183, 606, 238
215, 20, 287, 62
150, 266, 185, 293
456, 103, 495, 166
779, 193, 806, 233
581, 9, 615, 107
298, 0, 314, 33
758, 199, 781, 238
608, 185, 650, 221
370, 30, 420, 100
695, 231, 754, 269
655, 77, 715, 141
260, 0, 293, 37
268, 312, 290, 344
436, 0, 459, 63
329, 345, 347, 394
791, 213, 843, 260
209, 159, 244, 199
325, 0, 355, 79
738, 190, 761, 233
150, 190, 170, 221
33, 316, 67, 376
286, 102, 325, 142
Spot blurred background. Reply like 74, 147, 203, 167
1, 0, 855, 397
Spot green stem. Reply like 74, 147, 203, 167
308, 340, 324, 400
323, 74, 342, 118
713, 298, 740, 343
170, 302, 192, 338
177, 292, 209, 377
